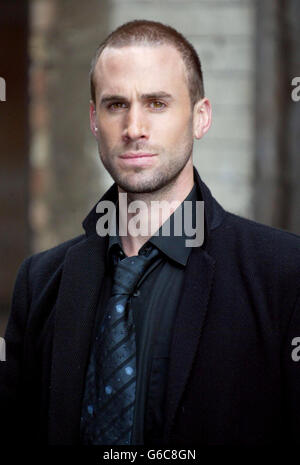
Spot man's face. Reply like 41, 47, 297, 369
90, 44, 209, 194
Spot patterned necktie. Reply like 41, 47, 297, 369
81, 246, 159, 445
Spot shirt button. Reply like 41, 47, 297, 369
133, 289, 140, 297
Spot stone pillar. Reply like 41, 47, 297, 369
30, 0, 111, 252
255, 0, 300, 233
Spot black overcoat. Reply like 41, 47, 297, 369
1, 169, 300, 445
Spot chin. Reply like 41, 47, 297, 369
115, 174, 156, 193
118, 172, 176, 194
106, 158, 190, 194
118, 180, 159, 194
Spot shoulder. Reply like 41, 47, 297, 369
18, 234, 86, 295
7, 234, 88, 340
29, 234, 86, 272
214, 211, 300, 290
223, 211, 300, 253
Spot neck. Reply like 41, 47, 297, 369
118, 162, 194, 256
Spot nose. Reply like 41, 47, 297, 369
122, 104, 148, 142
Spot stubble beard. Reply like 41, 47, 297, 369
99, 139, 194, 195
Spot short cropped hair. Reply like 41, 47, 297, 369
90, 19, 204, 106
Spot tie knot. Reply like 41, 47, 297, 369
112, 247, 159, 296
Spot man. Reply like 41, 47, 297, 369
1, 19, 300, 446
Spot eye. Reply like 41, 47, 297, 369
149, 100, 166, 110
108, 102, 127, 111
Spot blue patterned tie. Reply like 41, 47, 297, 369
81, 246, 159, 444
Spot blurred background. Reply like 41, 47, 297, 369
0, 0, 299, 334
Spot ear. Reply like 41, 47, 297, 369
89, 100, 98, 137
193, 97, 212, 139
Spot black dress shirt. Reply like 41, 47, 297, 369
82, 182, 200, 444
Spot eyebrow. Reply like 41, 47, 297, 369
100, 91, 174, 106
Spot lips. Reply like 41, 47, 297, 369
118, 152, 158, 167
120, 152, 157, 159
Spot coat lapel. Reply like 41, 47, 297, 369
48, 233, 107, 444
164, 246, 216, 441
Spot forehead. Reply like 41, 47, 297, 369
93, 44, 189, 98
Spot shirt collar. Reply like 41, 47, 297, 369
107, 182, 200, 267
